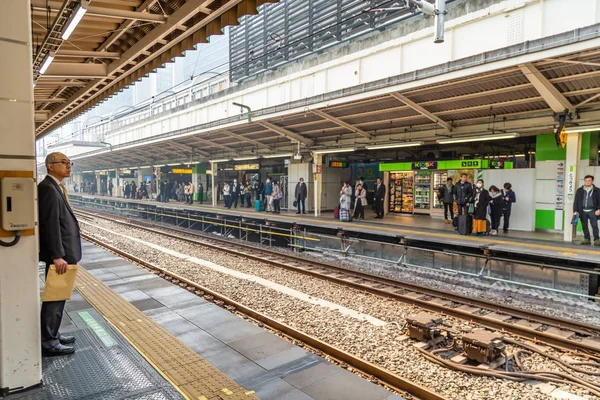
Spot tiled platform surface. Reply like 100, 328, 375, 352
14, 241, 403, 400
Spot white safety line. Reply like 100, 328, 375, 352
82, 222, 387, 326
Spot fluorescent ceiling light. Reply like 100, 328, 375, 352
366, 142, 424, 150
154, 164, 166, 167
565, 125, 600, 133
436, 133, 519, 145
139, 165, 151, 168
233, 156, 258, 161
209, 159, 230, 163
167, 163, 181, 166
313, 148, 355, 154
262, 153, 293, 159
62, 1, 88, 40
39, 52, 55, 75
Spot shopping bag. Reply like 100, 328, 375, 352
468, 204, 475, 214
571, 214, 580, 226
42, 265, 79, 302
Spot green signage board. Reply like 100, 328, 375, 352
380, 159, 513, 171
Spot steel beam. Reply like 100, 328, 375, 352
56, 50, 121, 59
30, 0, 167, 23
312, 109, 372, 139
35, 81, 88, 87
258, 121, 315, 146
34, 98, 67, 103
44, 63, 108, 79
389, 92, 452, 132
218, 129, 272, 149
519, 63, 575, 113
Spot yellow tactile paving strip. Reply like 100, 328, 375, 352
74, 267, 258, 400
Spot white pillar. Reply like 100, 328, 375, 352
0, 0, 42, 390
564, 132, 582, 242
313, 154, 323, 217
211, 162, 217, 206
115, 168, 122, 197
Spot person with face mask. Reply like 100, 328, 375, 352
264, 177, 273, 212
472, 179, 491, 236
295, 177, 308, 214
488, 185, 503, 235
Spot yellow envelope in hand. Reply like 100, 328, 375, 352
41, 265, 80, 302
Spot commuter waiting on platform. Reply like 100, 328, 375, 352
108, 180, 113, 197
198, 182, 204, 204
488, 185, 503, 236
439, 177, 455, 223
573, 175, 600, 245
472, 179, 491, 237
187, 181, 195, 205
353, 183, 367, 220
454, 173, 473, 216
295, 177, 307, 214
374, 177, 386, 219
264, 177, 273, 211
230, 178, 240, 209
273, 181, 282, 214
243, 180, 252, 207
223, 181, 231, 208
38, 152, 81, 356
501, 182, 516, 233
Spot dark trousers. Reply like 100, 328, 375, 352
444, 203, 454, 220
354, 202, 364, 219
41, 263, 65, 351
186, 194, 193, 204
245, 194, 251, 207
274, 199, 281, 213
580, 210, 599, 240
297, 198, 305, 213
231, 194, 238, 209
198, 192, 203, 204
491, 206, 502, 230
457, 204, 467, 216
502, 208, 512, 231
224, 195, 231, 208
375, 198, 384, 217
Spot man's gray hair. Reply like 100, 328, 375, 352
45, 152, 62, 172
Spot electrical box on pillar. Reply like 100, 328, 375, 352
0, 177, 35, 248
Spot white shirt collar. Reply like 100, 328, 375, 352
48, 174, 62, 186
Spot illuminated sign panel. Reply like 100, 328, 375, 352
329, 161, 349, 168
234, 163, 260, 171
172, 168, 193, 174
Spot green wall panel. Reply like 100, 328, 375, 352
535, 209, 555, 230
536, 132, 599, 161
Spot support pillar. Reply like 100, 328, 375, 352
313, 154, 323, 217
211, 162, 217, 206
0, 0, 42, 391
564, 132, 582, 242
115, 168, 122, 197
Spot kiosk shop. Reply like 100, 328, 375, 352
380, 159, 513, 216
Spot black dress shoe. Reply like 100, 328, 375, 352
59, 335, 76, 344
43, 344, 75, 357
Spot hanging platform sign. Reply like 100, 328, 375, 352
172, 168, 193, 174
234, 163, 260, 171
329, 161, 349, 168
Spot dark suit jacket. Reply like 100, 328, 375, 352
374, 183, 386, 200
38, 176, 82, 265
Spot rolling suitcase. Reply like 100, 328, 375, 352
255, 200, 263, 212
458, 214, 472, 235
333, 206, 340, 220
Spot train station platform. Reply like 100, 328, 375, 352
15, 241, 402, 400
72, 195, 600, 267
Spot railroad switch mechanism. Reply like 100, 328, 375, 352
406, 312, 444, 342
462, 330, 505, 364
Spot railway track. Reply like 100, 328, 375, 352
74, 207, 600, 356
80, 228, 445, 400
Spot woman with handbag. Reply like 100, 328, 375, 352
339, 181, 352, 222
353, 183, 366, 220
272, 181, 281, 214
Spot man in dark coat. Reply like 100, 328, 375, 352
294, 177, 308, 214
574, 175, 600, 245
230, 178, 240, 209
38, 152, 81, 356
374, 177, 386, 219
453, 173, 473, 216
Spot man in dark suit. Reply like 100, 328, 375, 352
374, 177, 386, 219
38, 152, 82, 356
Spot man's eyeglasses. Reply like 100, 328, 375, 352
51, 160, 73, 166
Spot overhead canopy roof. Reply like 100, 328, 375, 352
32, 0, 278, 138
68, 43, 600, 171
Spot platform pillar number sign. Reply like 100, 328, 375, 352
313, 154, 323, 217
563, 132, 582, 242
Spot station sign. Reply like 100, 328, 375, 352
461, 160, 480, 168
234, 163, 260, 171
489, 161, 505, 169
172, 168, 192, 174
329, 161, 349, 168
412, 161, 437, 170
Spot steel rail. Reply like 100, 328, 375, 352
74, 208, 600, 355
81, 231, 447, 400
